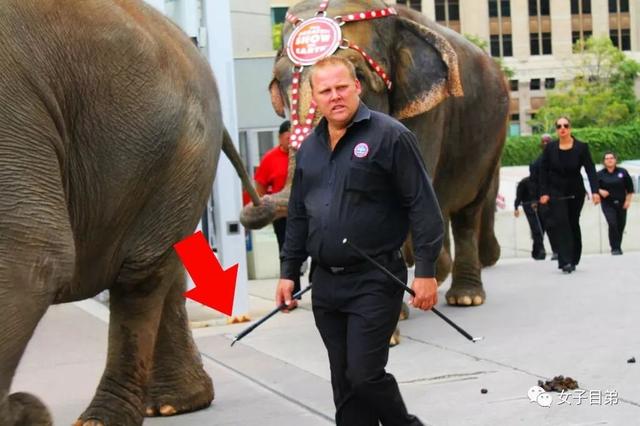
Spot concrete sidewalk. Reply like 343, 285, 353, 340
12, 252, 640, 425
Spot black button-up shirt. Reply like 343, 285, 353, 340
597, 167, 635, 202
280, 103, 444, 279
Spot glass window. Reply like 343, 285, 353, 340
530, 33, 540, 55
501, 0, 511, 17
490, 34, 501, 56
258, 131, 275, 159
572, 31, 581, 44
621, 29, 631, 50
271, 7, 288, 24
449, 1, 460, 20
530, 79, 541, 90
528, 0, 537, 16
511, 113, 520, 121
435, 0, 446, 21
542, 32, 552, 54
620, 0, 629, 12
584, 31, 592, 39
540, 0, 550, 15
545, 78, 556, 89
510, 80, 519, 91
571, 0, 580, 14
489, 0, 498, 17
503, 34, 513, 57
609, 0, 617, 12
610, 29, 620, 48
582, 0, 592, 13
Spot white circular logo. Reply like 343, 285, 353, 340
286, 17, 342, 66
618, 172, 624, 178
354, 142, 369, 158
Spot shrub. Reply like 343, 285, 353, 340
502, 124, 640, 166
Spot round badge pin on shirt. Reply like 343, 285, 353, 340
354, 142, 369, 158
618, 172, 624, 178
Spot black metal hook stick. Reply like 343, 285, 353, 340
520, 195, 576, 206
342, 238, 483, 343
230, 285, 313, 346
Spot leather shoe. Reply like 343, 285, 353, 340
562, 264, 575, 273
611, 249, 623, 255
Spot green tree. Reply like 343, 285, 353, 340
272, 22, 283, 50
530, 36, 640, 132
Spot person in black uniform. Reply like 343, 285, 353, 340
275, 56, 443, 426
514, 176, 546, 259
529, 133, 558, 260
539, 117, 600, 273
597, 151, 635, 255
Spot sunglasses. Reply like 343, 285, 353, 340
556, 124, 570, 129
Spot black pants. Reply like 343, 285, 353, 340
601, 199, 627, 251
311, 258, 422, 426
273, 218, 300, 294
547, 194, 585, 268
524, 204, 558, 258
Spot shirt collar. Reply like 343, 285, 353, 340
315, 102, 371, 139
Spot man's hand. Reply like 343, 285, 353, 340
592, 193, 601, 205
539, 195, 550, 205
623, 200, 631, 210
599, 189, 610, 198
513, 209, 520, 218
275, 279, 296, 313
409, 277, 438, 311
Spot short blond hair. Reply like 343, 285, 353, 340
308, 56, 357, 90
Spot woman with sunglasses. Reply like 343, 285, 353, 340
597, 151, 634, 255
539, 117, 600, 273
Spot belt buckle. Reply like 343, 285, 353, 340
330, 266, 345, 274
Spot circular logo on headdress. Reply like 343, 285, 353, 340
354, 142, 369, 158
286, 17, 342, 66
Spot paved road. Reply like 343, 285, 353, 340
13, 252, 640, 425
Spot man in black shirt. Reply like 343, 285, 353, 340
275, 56, 443, 425
597, 151, 635, 254
514, 176, 546, 259
528, 133, 558, 259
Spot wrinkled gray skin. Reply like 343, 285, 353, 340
0, 1, 256, 425
242, 0, 509, 306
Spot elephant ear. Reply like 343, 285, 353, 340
391, 17, 464, 120
269, 77, 286, 118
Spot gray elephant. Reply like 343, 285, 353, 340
241, 0, 509, 306
0, 1, 258, 425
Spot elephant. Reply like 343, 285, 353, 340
0, 0, 258, 425
241, 0, 509, 307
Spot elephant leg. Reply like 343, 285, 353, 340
478, 167, 501, 267
445, 207, 485, 306
0, 287, 54, 426
0, 145, 75, 426
75, 258, 175, 426
144, 259, 213, 417
436, 215, 452, 283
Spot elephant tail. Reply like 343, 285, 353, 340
222, 128, 261, 206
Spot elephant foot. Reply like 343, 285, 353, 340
389, 327, 401, 347
75, 405, 142, 426
145, 366, 214, 417
445, 284, 486, 306
399, 302, 410, 321
5, 392, 52, 426
479, 235, 500, 267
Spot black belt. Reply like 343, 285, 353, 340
318, 250, 403, 275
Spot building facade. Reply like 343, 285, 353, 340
270, 0, 640, 135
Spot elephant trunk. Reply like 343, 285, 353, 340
240, 144, 296, 229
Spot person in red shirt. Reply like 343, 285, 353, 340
254, 121, 301, 303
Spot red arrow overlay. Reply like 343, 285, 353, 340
174, 231, 238, 316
